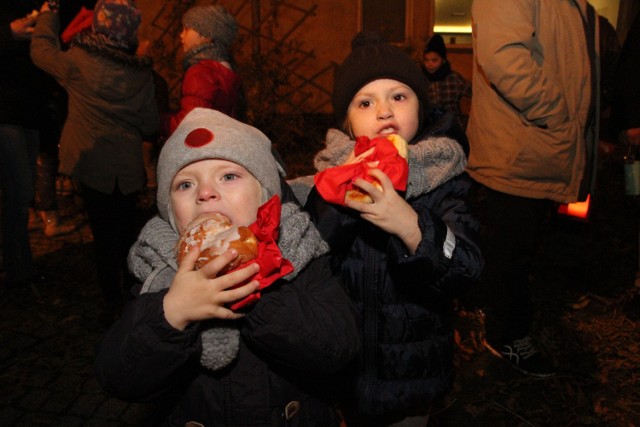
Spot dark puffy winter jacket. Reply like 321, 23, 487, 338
305, 172, 483, 417
95, 254, 360, 427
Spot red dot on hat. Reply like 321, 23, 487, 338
185, 128, 214, 148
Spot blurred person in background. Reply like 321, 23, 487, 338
164, 4, 244, 136
421, 33, 472, 133
31, 0, 159, 324
0, 1, 54, 288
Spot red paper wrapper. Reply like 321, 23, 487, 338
61, 7, 93, 44
314, 135, 408, 206
228, 196, 294, 311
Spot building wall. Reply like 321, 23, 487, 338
135, 0, 434, 115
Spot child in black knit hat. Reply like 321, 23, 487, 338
300, 32, 483, 426
422, 33, 472, 132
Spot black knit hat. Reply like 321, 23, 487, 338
424, 33, 447, 59
332, 31, 429, 128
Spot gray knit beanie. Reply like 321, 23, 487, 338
156, 108, 284, 224
182, 5, 238, 50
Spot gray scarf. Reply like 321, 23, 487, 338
127, 201, 329, 371
183, 42, 230, 70
288, 128, 467, 205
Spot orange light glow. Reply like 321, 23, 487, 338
557, 194, 591, 221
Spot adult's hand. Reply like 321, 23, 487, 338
10, 12, 38, 40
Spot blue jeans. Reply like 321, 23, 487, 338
0, 124, 39, 283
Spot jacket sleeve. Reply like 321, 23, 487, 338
304, 187, 360, 262
241, 255, 360, 375
94, 291, 202, 402
389, 174, 484, 298
457, 73, 472, 99
30, 11, 73, 85
471, 0, 568, 129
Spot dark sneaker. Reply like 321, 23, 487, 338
484, 336, 556, 378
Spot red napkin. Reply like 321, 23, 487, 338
229, 196, 294, 311
61, 7, 93, 44
314, 135, 409, 205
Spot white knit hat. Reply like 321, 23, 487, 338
156, 108, 284, 223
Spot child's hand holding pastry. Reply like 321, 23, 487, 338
347, 168, 421, 254
163, 247, 260, 331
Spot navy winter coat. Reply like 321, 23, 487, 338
305, 172, 483, 417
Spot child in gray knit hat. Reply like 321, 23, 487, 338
95, 108, 360, 426
164, 5, 244, 135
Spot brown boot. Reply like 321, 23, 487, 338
39, 210, 78, 237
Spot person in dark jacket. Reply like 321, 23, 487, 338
165, 4, 244, 136
0, 1, 55, 288
30, 0, 159, 323
302, 32, 483, 426
95, 108, 360, 426
421, 33, 472, 132
611, 9, 640, 148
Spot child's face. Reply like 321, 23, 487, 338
422, 52, 444, 74
180, 26, 209, 52
347, 79, 420, 143
170, 159, 263, 234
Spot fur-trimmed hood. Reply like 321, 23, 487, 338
73, 31, 151, 69
64, 31, 154, 105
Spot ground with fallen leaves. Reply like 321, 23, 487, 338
427, 143, 640, 426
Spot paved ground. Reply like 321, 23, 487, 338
0, 190, 157, 426
0, 144, 638, 426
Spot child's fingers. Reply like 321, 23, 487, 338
199, 249, 240, 277
367, 168, 393, 190
216, 262, 261, 290
352, 177, 379, 195
219, 279, 260, 305
177, 246, 201, 272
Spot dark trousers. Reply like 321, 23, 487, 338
80, 184, 138, 312
35, 150, 58, 211
0, 124, 39, 282
470, 183, 553, 345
